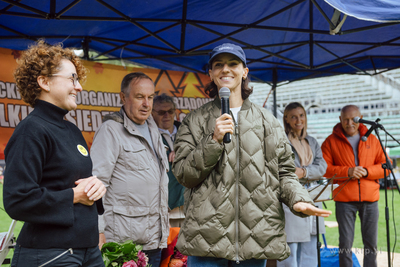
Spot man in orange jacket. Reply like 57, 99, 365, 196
321, 105, 387, 267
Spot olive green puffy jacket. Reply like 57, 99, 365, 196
172, 97, 313, 262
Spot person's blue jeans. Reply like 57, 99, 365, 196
11, 245, 104, 267
336, 201, 378, 267
276, 235, 318, 267
142, 248, 162, 267
187, 256, 267, 267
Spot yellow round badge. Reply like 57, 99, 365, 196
77, 144, 88, 157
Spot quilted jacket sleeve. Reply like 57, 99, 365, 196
172, 111, 224, 188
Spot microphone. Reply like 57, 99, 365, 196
353, 117, 381, 142
219, 87, 231, 143
361, 126, 374, 142
353, 117, 376, 125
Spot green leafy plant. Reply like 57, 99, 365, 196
101, 240, 150, 267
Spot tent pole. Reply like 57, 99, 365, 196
309, 2, 322, 267
273, 68, 277, 118
180, 0, 188, 52
82, 37, 90, 60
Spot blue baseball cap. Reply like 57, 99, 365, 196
208, 43, 247, 68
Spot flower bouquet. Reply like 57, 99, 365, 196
101, 240, 150, 267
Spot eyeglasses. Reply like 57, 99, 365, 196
50, 73, 80, 86
153, 109, 175, 116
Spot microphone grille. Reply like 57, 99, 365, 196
219, 87, 230, 98
353, 117, 361, 123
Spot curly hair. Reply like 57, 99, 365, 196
14, 40, 87, 107
204, 76, 253, 100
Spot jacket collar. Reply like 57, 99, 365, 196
120, 107, 158, 136
213, 96, 252, 110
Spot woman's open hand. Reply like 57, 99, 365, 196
293, 202, 332, 217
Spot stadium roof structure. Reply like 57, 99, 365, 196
0, 0, 400, 86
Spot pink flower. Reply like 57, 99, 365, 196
122, 260, 138, 267
137, 250, 148, 267
174, 251, 186, 260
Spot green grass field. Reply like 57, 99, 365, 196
1, 184, 399, 266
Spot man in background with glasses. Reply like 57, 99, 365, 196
152, 94, 185, 228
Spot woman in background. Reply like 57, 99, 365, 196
277, 102, 327, 267
3, 41, 106, 267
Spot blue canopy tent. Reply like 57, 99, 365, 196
1, 0, 400, 79
0, 0, 400, 115
325, 0, 400, 22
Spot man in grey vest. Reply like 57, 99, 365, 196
91, 72, 169, 267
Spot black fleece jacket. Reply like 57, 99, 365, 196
3, 100, 101, 249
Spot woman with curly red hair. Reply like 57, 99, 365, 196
3, 41, 106, 267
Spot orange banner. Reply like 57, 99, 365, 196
0, 47, 211, 159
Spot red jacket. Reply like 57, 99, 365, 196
321, 123, 388, 202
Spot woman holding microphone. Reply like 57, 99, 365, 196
172, 43, 331, 267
